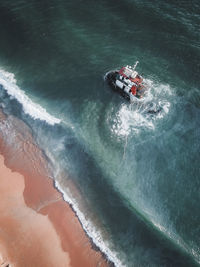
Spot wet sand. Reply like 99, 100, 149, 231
0, 110, 108, 267
0, 154, 70, 267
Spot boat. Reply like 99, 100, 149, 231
105, 61, 147, 101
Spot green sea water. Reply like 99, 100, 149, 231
0, 0, 200, 266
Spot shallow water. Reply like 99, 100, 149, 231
0, 1, 200, 266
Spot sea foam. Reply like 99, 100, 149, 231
110, 79, 172, 138
0, 68, 124, 266
55, 180, 124, 267
0, 69, 60, 125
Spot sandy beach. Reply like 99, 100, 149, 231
0, 110, 108, 267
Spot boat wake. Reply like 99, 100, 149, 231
110, 79, 172, 137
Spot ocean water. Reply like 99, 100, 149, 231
0, 0, 200, 266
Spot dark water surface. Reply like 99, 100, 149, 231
0, 0, 200, 266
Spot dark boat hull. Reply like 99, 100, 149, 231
105, 71, 130, 100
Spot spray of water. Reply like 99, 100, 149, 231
110, 78, 172, 138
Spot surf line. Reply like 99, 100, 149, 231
0, 69, 60, 125
55, 180, 124, 267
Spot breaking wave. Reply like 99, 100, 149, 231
0, 67, 123, 266
55, 180, 124, 267
0, 69, 60, 125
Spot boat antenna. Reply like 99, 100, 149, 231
133, 61, 139, 70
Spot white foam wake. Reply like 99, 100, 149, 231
111, 79, 172, 137
0, 69, 60, 125
111, 103, 155, 136
55, 180, 124, 267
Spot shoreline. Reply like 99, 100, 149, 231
0, 109, 108, 267
54, 180, 122, 267
0, 68, 121, 267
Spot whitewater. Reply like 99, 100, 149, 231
1, 62, 199, 266
0, 69, 60, 125
0, 67, 124, 267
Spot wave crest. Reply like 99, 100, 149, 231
0, 69, 60, 125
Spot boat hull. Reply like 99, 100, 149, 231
105, 71, 131, 100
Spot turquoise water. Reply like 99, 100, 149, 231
0, 1, 200, 266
